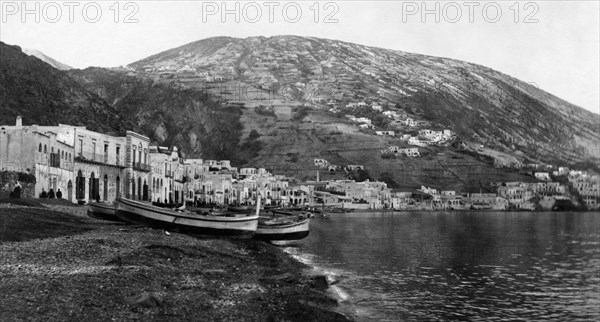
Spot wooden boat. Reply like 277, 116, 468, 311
254, 213, 311, 241
304, 206, 323, 214
115, 197, 259, 239
272, 209, 301, 216
326, 207, 353, 213
87, 202, 122, 222
228, 205, 250, 213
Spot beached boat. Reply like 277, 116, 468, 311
115, 197, 259, 238
87, 202, 122, 222
254, 215, 311, 241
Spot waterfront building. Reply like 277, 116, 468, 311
1, 117, 76, 200
125, 131, 152, 202
1, 117, 151, 204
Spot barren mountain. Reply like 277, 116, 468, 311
22, 48, 73, 71
128, 35, 599, 167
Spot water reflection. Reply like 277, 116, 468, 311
293, 212, 600, 321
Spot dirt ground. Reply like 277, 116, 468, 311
0, 199, 351, 321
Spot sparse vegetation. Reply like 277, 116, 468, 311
292, 107, 309, 121
254, 105, 276, 117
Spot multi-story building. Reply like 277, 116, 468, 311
124, 131, 152, 202
70, 126, 127, 203
1, 117, 150, 204
1, 117, 75, 199
149, 146, 169, 202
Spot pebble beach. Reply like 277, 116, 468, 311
0, 199, 350, 321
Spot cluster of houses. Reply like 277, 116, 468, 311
344, 115, 374, 129
309, 170, 599, 210
2, 117, 598, 211
0, 117, 311, 207
336, 100, 457, 151
313, 159, 364, 172
314, 179, 390, 209
380, 129, 456, 158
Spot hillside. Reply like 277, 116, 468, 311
127, 36, 599, 167
67, 67, 249, 162
0, 42, 130, 134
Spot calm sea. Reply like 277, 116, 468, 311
285, 211, 600, 321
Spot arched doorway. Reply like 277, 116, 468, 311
131, 178, 136, 199
142, 180, 148, 201
137, 177, 142, 200
67, 180, 73, 201
76, 170, 85, 200
103, 175, 108, 201
89, 172, 96, 201
116, 176, 120, 198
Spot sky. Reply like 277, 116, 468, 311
1, 0, 599, 114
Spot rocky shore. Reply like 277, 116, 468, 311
0, 199, 351, 321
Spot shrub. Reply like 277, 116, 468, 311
17, 172, 36, 183
292, 107, 309, 121
248, 130, 261, 140
254, 105, 276, 117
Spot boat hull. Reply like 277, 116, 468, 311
87, 203, 122, 222
254, 218, 310, 241
116, 198, 258, 239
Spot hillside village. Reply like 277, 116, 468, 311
1, 117, 598, 211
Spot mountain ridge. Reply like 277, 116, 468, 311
22, 48, 73, 71
124, 35, 599, 165
0, 42, 131, 134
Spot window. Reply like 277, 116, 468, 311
92, 142, 96, 160
38, 143, 42, 152
133, 146, 136, 165
44, 145, 47, 153
79, 139, 83, 156
116, 146, 121, 164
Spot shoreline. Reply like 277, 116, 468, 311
0, 200, 351, 321
317, 208, 598, 214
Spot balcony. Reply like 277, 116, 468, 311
165, 170, 173, 178
175, 176, 189, 183
133, 162, 152, 172
75, 152, 125, 167
75, 151, 104, 163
